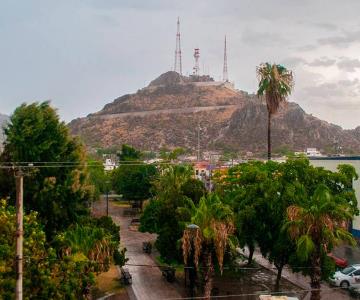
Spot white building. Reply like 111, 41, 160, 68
103, 158, 117, 171
305, 148, 323, 157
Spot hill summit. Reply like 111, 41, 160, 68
69, 72, 360, 155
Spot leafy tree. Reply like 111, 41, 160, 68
220, 161, 277, 265
1, 102, 93, 237
139, 199, 162, 233
218, 157, 358, 290
182, 194, 234, 300
256, 63, 294, 160
112, 164, 158, 201
285, 185, 355, 300
117, 144, 141, 161
160, 147, 186, 161
181, 178, 206, 205
87, 159, 111, 199
140, 165, 195, 262
0, 200, 95, 299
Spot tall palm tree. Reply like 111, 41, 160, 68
285, 184, 355, 300
182, 194, 233, 299
257, 63, 294, 160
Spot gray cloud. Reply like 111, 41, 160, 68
1, 0, 360, 129
318, 30, 360, 47
299, 79, 360, 109
280, 57, 306, 68
307, 57, 336, 67
337, 57, 360, 72
313, 22, 338, 31
241, 29, 288, 47
296, 44, 318, 52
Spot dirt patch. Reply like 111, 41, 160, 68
92, 265, 129, 299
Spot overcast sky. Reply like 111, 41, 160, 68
1, 0, 360, 129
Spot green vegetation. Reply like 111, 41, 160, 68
256, 63, 294, 160
182, 194, 234, 299
286, 184, 355, 300
0, 102, 93, 237
117, 144, 141, 161
0, 102, 126, 299
88, 159, 111, 198
139, 157, 358, 299
217, 158, 358, 295
112, 163, 158, 201
0, 200, 95, 299
112, 144, 158, 203
140, 165, 204, 262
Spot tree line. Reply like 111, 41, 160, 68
138, 158, 358, 300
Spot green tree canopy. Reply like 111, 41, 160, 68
285, 184, 355, 300
1, 102, 93, 237
139, 165, 195, 262
117, 144, 141, 161
218, 157, 358, 291
112, 164, 158, 200
0, 200, 96, 299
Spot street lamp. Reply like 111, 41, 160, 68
186, 224, 199, 299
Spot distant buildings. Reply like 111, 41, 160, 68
294, 148, 323, 157
305, 147, 323, 157
103, 158, 117, 171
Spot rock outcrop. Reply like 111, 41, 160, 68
69, 72, 360, 155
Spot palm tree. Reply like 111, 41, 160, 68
57, 225, 115, 272
285, 184, 355, 300
182, 194, 233, 299
256, 63, 294, 160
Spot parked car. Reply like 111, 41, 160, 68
330, 264, 360, 289
328, 253, 348, 268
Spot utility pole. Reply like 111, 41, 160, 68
15, 169, 23, 300
106, 180, 110, 217
197, 122, 201, 161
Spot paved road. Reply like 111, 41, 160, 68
109, 203, 183, 300
90, 104, 240, 120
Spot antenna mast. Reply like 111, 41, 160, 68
174, 17, 182, 75
193, 48, 200, 76
223, 35, 228, 82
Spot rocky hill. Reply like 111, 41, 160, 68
69, 71, 360, 155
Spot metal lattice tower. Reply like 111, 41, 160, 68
174, 17, 182, 75
223, 35, 228, 82
193, 48, 200, 76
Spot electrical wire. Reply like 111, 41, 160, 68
164, 287, 346, 300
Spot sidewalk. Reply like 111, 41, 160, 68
241, 247, 350, 300
110, 203, 183, 300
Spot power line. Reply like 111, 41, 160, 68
165, 287, 344, 299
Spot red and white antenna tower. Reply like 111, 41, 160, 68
223, 35, 229, 82
193, 48, 200, 76
174, 17, 182, 75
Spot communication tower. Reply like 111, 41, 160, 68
193, 48, 200, 76
223, 35, 229, 82
174, 17, 182, 75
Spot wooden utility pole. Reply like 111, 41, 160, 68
15, 170, 23, 300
